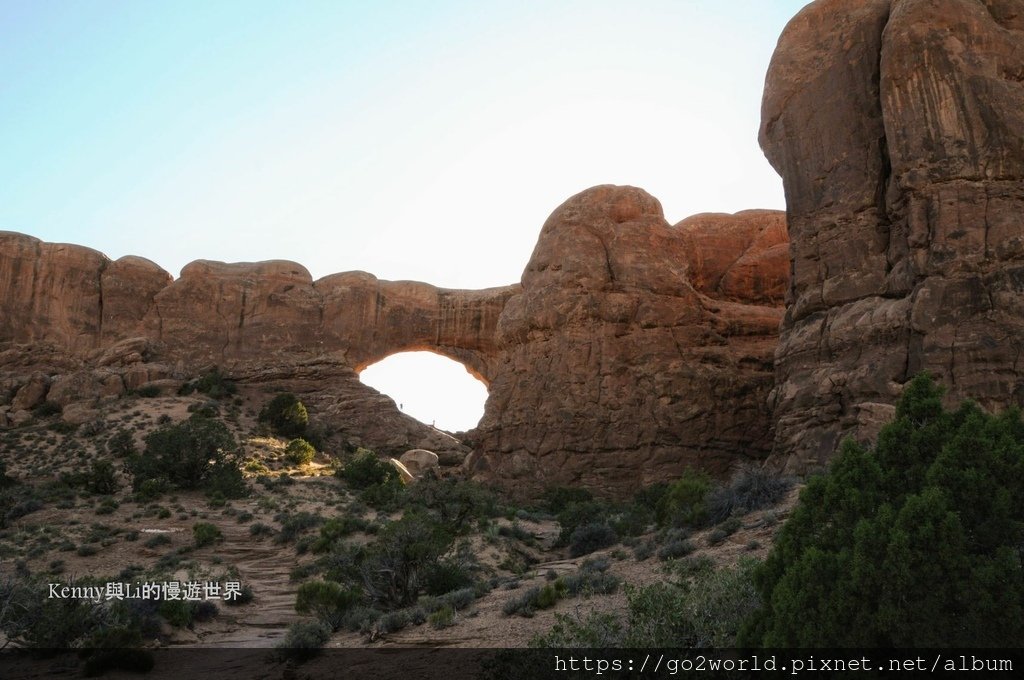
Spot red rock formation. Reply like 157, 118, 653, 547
467, 186, 785, 496
763, 0, 1024, 472
0, 190, 789, 494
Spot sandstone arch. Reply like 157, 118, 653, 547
0, 188, 789, 496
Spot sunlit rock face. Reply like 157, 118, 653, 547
762, 0, 1024, 473
467, 186, 788, 497
0, 190, 788, 496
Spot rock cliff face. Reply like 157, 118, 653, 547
763, 0, 1024, 472
0, 194, 788, 494
467, 187, 787, 496
0, 230, 514, 461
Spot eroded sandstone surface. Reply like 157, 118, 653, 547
0, 191, 787, 494
467, 187, 787, 495
763, 0, 1024, 472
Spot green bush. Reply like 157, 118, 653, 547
740, 374, 1024, 647
129, 415, 240, 494
275, 511, 323, 544
189, 368, 237, 400
422, 560, 476, 596
295, 580, 362, 631
555, 500, 612, 545
192, 522, 223, 547
542, 487, 593, 513
531, 559, 759, 648
34, 401, 62, 418
428, 604, 455, 629
311, 516, 370, 553
361, 512, 453, 608
657, 469, 712, 527
503, 580, 568, 618
107, 429, 137, 458
276, 619, 331, 661
377, 609, 411, 634
259, 393, 308, 438
135, 385, 161, 398
85, 460, 119, 495
568, 522, 618, 558
285, 438, 316, 465
705, 464, 793, 524
406, 478, 498, 532
337, 448, 399, 490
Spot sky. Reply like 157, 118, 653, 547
0, 0, 809, 432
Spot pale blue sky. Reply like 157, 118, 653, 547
1, 0, 809, 430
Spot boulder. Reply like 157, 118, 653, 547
11, 372, 50, 411
400, 449, 440, 478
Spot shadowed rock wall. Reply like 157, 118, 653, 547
763, 0, 1024, 472
467, 186, 787, 496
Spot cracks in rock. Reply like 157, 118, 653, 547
584, 224, 616, 286
96, 259, 107, 346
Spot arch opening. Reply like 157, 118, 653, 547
357, 350, 489, 433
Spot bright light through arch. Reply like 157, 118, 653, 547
357, 351, 488, 433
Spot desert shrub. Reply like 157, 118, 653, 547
158, 599, 212, 629
189, 368, 237, 400
311, 516, 370, 553
5, 496, 43, 524
34, 401, 62, 418
259, 393, 308, 438
567, 571, 620, 598
192, 522, 222, 548
497, 523, 534, 543
377, 609, 411, 634
360, 512, 453, 608
503, 580, 567, 618
135, 384, 161, 398
85, 460, 119, 495
144, 534, 171, 548
275, 511, 323, 543
95, 497, 119, 515
740, 374, 1024, 647
532, 558, 759, 649
705, 463, 794, 524
250, 522, 275, 538
342, 606, 382, 633
428, 604, 455, 629
129, 415, 243, 496
276, 619, 331, 662
555, 500, 612, 545
656, 469, 712, 528
205, 461, 248, 500
406, 478, 498, 532
706, 527, 728, 546
610, 503, 653, 537
0, 460, 15, 488
633, 539, 656, 561
134, 478, 168, 502
295, 580, 362, 631
568, 522, 618, 557
337, 448, 399, 490
223, 584, 254, 606
285, 438, 316, 465
1, 576, 155, 653
657, 529, 696, 561
422, 560, 476, 596
541, 487, 593, 513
